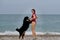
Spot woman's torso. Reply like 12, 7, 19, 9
31, 13, 37, 22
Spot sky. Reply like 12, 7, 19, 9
0, 0, 60, 14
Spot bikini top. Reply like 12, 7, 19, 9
31, 13, 37, 22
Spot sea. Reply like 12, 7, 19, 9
0, 14, 60, 35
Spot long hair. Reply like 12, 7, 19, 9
32, 9, 36, 14
31, 9, 37, 19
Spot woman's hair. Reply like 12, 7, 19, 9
32, 9, 36, 14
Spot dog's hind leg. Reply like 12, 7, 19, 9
19, 34, 22, 39
19, 32, 23, 39
19, 35, 20, 39
22, 32, 25, 39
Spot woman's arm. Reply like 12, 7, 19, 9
26, 19, 32, 23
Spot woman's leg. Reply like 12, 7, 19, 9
31, 22, 36, 38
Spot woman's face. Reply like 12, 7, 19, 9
31, 10, 34, 13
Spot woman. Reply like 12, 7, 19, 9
30, 9, 37, 39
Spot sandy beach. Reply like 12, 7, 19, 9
0, 34, 60, 40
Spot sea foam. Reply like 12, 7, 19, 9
0, 31, 60, 35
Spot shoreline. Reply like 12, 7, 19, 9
0, 34, 60, 37
0, 34, 60, 40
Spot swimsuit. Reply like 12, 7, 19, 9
31, 13, 37, 22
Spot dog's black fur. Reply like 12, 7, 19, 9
16, 16, 32, 39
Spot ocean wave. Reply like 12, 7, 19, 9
0, 31, 41, 35
0, 31, 60, 35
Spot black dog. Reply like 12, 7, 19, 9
16, 16, 32, 39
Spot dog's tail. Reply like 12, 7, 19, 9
16, 28, 19, 32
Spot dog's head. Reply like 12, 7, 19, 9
23, 16, 32, 24
23, 16, 29, 22
24, 16, 29, 21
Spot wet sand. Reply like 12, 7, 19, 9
0, 34, 60, 40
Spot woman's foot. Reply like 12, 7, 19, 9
33, 37, 37, 40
